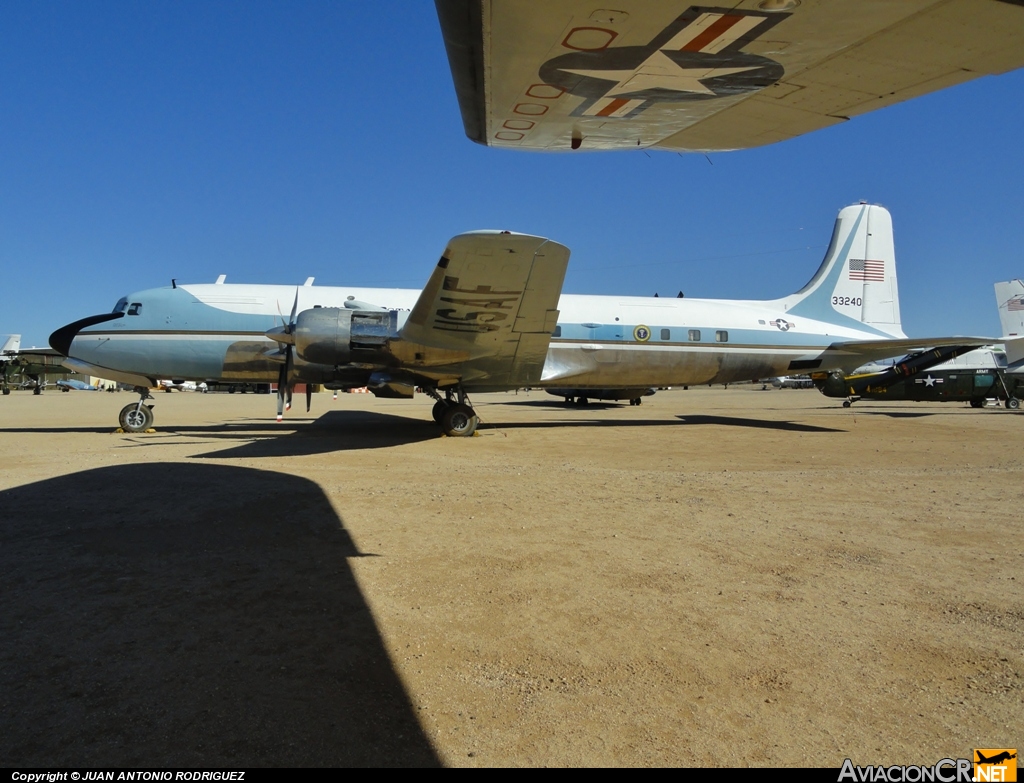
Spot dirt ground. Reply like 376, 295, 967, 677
0, 386, 1020, 767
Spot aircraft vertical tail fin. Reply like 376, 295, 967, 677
783, 203, 905, 338
1, 334, 21, 354
995, 279, 1024, 337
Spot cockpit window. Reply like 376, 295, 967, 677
112, 297, 128, 314
127, 302, 142, 316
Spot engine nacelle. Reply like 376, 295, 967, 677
293, 307, 400, 366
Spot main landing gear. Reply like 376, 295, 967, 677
118, 387, 155, 432
426, 387, 479, 437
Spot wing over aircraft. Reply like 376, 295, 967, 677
436, 0, 1024, 151
50, 203, 997, 436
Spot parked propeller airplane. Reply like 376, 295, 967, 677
814, 278, 1024, 407
50, 203, 996, 436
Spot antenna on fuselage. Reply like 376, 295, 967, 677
171, 279, 177, 289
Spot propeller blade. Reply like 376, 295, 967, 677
306, 385, 312, 413
289, 287, 299, 327
276, 362, 286, 422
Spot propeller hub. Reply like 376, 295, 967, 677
265, 325, 295, 345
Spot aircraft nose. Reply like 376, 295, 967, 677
49, 312, 125, 356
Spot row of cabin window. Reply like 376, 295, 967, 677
552, 326, 728, 342
668, 329, 728, 342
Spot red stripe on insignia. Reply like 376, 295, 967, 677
681, 14, 742, 52
597, 98, 629, 116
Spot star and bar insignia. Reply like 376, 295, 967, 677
538, 6, 789, 120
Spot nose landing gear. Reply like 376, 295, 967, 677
118, 387, 155, 432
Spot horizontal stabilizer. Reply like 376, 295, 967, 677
823, 336, 999, 374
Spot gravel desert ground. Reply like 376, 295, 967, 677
1, 387, 1021, 767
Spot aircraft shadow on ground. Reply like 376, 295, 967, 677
835, 410, 937, 418
193, 410, 438, 458
673, 414, 845, 433
0, 464, 439, 767
0, 420, 318, 437
495, 399, 630, 411
482, 414, 844, 434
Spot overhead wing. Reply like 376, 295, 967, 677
821, 336, 999, 374
436, 0, 1024, 152
396, 232, 569, 388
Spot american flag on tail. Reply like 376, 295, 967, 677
849, 258, 884, 281
1008, 297, 1024, 311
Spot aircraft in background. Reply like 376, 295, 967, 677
770, 375, 814, 389
814, 346, 1021, 408
814, 279, 1024, 408
436, 0, 1024, 152
56, 379, 99, 392
50, 203, 999, 436
158, 380, 207, 392
1, 343, 81, 396
546, 387, 655, 406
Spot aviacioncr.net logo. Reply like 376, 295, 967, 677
838, 758, 973, 782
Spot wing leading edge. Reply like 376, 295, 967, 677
436, 0, 1024, 152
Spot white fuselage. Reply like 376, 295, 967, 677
62, 281, 897, 390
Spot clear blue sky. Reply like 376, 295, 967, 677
2, 1, 1022, 348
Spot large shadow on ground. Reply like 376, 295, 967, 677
673, 414, 845, 433
481, 414, 845, 434
0, 464, 439, 767
495, 399, 631, 411
0, 411, 440, 457
193, 411, 438, 458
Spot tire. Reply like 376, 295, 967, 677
632, 398, 642, 406
119, 403, 154, 432
970, 398, 985, 409
440, 403, 478, 437
842, 400, 851, 408
577, 397, 589, 406
1, 387, 9, 395
431, 400, 448, 423
1007, 397, 1020, 410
